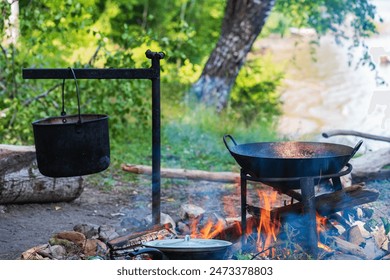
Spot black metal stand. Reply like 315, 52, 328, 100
240, 163, 353, 258
22, 49, 165, 225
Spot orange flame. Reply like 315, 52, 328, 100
190, 218, 225, 239
255, 190, 280, 255
316, 212, 333, 252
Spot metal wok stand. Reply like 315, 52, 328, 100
23, 50, 165, 225
240, 163, 353, 258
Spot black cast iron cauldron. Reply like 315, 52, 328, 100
32, 68, 110, 178
223, 134, 362, 180
127, 235, 232, 260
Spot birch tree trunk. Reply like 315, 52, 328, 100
189, 0, 275, 112
3, 0, 19, 46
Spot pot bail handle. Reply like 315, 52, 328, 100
61, 67, 82, 124
61, 78, 66, 117
223, 134, 238, 153
69, 67, 82, 125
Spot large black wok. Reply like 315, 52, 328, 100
223, 135, 362, 180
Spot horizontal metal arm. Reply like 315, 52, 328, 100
22, 68, 158, 80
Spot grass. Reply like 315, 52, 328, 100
111, 104, 279, 172
86, 103, 280, 189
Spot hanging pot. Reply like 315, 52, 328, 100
32, 68, 110, 177
127, 235, 232, 260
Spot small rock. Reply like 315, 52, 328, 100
352, 221, 371, 238
356, 208, 364, 220
99, 225, 119, 242
49, 245, 67, 259
145, 213, 176, 230
0, 205, 6, 214
346, 225, 365, 247
54, 231, 86, 248
83, 239, 107, 257
73, 224, 99, 239
179, 204, 205, 220
372, 225, 389, 251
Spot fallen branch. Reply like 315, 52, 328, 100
322, 130, 390, 143
122, 164, 240, 183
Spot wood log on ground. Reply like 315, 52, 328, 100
247, 183, 379, 219
122, 163, 241, 183
322, 129, 390, 181
0, 144, 83, 204
350, 148, 390, 181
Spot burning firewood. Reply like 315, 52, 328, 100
107, 223, 176, 259
247, 183, 379, 219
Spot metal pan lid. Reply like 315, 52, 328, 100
143, 235, 232, 251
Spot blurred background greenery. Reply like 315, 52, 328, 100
0, 0, 378, 174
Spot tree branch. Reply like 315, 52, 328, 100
23, 83, 62, 106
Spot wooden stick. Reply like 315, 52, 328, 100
122, 163, 241, 183
322, 130, 390, 143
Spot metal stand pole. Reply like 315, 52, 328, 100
146, 51, 164, 225
240, 169, 247, 240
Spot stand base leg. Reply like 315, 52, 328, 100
300, 177, 318, 259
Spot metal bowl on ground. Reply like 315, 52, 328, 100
128, 235, 232, 260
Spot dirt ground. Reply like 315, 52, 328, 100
0, 173, 389, 260
0, 174, 241, 260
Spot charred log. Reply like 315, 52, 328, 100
107, 223, 176, 259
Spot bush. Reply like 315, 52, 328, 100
229, 55, 284, 127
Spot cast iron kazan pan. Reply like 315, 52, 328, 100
223, 134, 362, 180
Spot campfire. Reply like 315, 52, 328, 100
15, 133, 390, 260
20, 176, 388, 261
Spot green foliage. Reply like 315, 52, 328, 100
229, 56, 284, 127
0, 0, 381, 173
274, 0, 379, 62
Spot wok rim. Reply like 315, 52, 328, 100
229, 141, 355, 159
